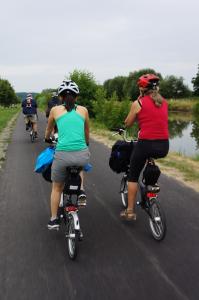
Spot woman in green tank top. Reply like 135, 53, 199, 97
45, 80, 90, 230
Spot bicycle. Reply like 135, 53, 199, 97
113, 128, 167, 241
45, 136, 91, 260
57, 166, 85, 260
26, 116, 35, 143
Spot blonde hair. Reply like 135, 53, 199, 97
140, 87, 163, 107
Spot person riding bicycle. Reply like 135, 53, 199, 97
45, 91, 61, 136
22, 93, 38, 137
45, 92, 61, 118
45, 80, 90, 229
120, 74, 169, 221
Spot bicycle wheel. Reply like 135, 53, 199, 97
30, 130, 34, 143
148, 199, 167, 241
120, 175, 128, 208
67, 217, 78, 260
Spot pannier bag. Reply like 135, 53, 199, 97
34, 146, 55, 173
142, 162, 161, 185
42, 163, 52, 182
64, 171, 81, 195
109, 140, 134, 173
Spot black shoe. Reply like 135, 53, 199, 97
78, 190, 87, 206
47, 218, 60, 230
34, 132, 38, 138
26, 124, 29, 131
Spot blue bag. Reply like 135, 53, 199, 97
83, 163, 92, 172
34, 146, 55, 173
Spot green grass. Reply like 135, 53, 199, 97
168, 98, 198, 112
158, 152, 199, 181
0, 106, 20, 134
193, 154, 199, 161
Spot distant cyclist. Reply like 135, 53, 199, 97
45, 80, 90, 229
45, 92, 61, 118
22, 94, 38, 137
120, 74, 169, 221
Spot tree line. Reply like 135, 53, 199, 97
1, 65, 199, 109
34, 67, 199, 130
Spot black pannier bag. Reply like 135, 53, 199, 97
64, 170, 81, 195
109, 140, 134, 173
42, 163, 52, 182
142, 162, 161, 185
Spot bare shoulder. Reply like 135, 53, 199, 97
51, 105, 65, 118
76, 105, 88, 115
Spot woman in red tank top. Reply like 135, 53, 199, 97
120, 74, 169, 221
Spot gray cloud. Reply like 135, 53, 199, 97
0, 0, 198, 91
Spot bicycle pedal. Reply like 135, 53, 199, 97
78, 200, 87, 207
65, 233, 76, 239
79, 230, 83, 241
48, 226, 60, 231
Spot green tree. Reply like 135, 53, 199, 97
160, 75, 191, 99
103, 76, 127, 100
0, 78, 18, 106
35, 89, 55, 110
192, 65, 199, 96
69, 70, 98, 115
92, 86, 106, 120
123, 68, 162, 100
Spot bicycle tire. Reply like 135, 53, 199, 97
148, 199, 167, 241
120, 175, 128, 208
67, 218, 78, 260
30, 131, 34, 143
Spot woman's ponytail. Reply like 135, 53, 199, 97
61, 92, 77, 112
145, 87, 163, 107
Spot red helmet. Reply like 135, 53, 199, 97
137, 74, 160, 89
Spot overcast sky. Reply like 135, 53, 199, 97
0, 0, 198, 92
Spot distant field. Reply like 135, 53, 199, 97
0, 106, 20, 134
168, 98, 199, 112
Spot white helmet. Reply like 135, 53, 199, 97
52, 91, 58, 97
58, 80, 79, 95
26, 93, 32, 99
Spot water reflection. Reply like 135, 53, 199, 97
169, 112, 199, 156
191, 117, 199, 149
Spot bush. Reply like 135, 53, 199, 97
0, 78, 19, 106
93, 89, 131, 129
193, 101, 199, 115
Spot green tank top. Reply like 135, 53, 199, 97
55, 109, 87, 151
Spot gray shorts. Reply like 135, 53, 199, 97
51, 148, 90, 183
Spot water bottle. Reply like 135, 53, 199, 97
83, 163, 92, 172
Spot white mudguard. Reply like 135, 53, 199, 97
70, 211, 80, 230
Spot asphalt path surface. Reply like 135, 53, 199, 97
0, 113, 199, 300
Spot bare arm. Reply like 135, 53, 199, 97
45, 108, 55, 139
84, 109, 89, 146
124, 100, 141, 128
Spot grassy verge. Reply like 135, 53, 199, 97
168, 98, 198, 112
157, 153, 199, 182
0, 106, 20, 134
90, 119, 199, 189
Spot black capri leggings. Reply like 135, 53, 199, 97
128, 139, 169, 182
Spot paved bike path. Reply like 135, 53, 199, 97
0, 113, 199, 300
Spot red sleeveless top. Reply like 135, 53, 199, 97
137, 95, 169, 140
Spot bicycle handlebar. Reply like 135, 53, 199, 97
112, 128, 133, 142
